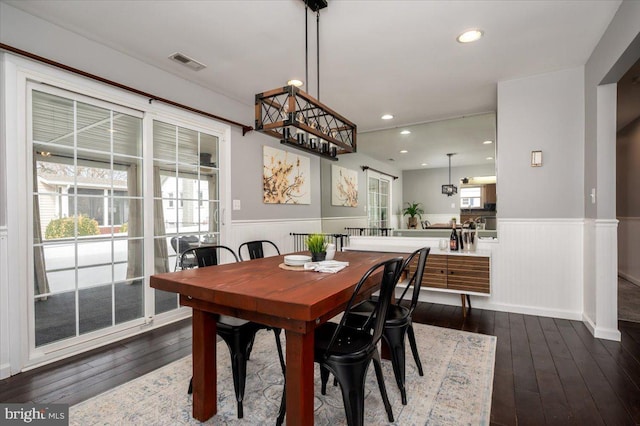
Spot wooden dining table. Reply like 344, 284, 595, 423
150, 250, 405, 425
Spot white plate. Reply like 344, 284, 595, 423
284, 255, 312, 266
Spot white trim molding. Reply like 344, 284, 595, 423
593, 219, 621, 341
0, 226, 10, 379
230, 218, 322, 255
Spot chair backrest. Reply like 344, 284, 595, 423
171, 235, 199, 254
324, 256, 404, 357
238, 240, 280, 261
180, 245, 239, 268
397, 247, 430, 316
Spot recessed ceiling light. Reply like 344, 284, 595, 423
457, 29, 483, 43
400, 150, 408, 154
381, 114, 394, 120
287, 79, 304, 87
421, 163, 428, 166
483, 140, 493, 144
400, 130, 411, 135
486, 156, 494, 160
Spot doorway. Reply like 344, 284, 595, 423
617, 58, 640, 323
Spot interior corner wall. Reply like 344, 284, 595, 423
617, 118, 640, 285
582, 0, 640, 340
585, 1, 640, 221
497, 66, 585, 219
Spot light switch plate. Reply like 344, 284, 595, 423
232, 199, 241, 210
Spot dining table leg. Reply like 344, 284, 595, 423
285, 327, 315, 425
192, 309, 217, 422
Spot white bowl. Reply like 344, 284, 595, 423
284, 255, 312, 266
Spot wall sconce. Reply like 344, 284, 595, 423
531, 150, 542, 167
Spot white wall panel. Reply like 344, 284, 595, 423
321, 216, 368, 235
488, 219, 583, 319
229, 218, 322, 257
347, 219, 585, 320
595, 219, 621, 340
583, 219, 597, 326
0, 226, 9, 379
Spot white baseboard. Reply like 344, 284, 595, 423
416, 291, 583, 321
582, 309, 621, 341
619, 271, 640, 287
0, 363, 11, 380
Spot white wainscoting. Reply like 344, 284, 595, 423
618, 217, 640, 285
0, 226, 10, 379
321, 216, 368, 235
229, 218, 322, 256
347, 219, 586, 321
592, 219, 621, 341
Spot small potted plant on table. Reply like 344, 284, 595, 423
403, 202, 424, 229
307, 233, 327, 262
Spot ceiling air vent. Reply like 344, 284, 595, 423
168, 52, 207, 71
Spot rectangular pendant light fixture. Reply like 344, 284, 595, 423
255, 85, 357, 161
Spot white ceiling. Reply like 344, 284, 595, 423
5, 0, 622, 170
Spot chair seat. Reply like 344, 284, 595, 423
349, 301, 410, 325
314, 322, 374, 359
218, 315, 252, 327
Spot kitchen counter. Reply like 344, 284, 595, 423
392, 229, 498, 239
344, 235, 493, 257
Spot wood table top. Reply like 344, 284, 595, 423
150, 250, 405, 324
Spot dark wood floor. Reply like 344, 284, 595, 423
1, 302, 640, 425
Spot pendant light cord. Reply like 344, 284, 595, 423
305, 3, 308, 93
317, 10, 320, 101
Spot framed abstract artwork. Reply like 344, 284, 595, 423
263, 146, 310, 204
331, 165, 358, 207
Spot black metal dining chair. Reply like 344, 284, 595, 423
181, 245, 286, 422
238, 239, 281, 261
315, 256, 404, 426
344, 247, 430, 405
170, 235, 199, 271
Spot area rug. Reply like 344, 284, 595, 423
70, 323, 496, 425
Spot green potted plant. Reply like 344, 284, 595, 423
306, 233, 327, 262
402, 202, 424, 229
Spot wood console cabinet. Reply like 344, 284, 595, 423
413, 253, 491, 294
410, 252, 490, 315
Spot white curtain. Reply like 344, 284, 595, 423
126, 164, 143, 278
154, 166, 169, 273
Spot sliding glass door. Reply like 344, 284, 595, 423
152, 120, 221, 313
31, 87, 144, 347
367, 170, 391, 229
27, 82, 226, 358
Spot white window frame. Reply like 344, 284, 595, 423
2, 53, 231, 373
366, 169, 393, 229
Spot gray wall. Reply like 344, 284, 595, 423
584, 0, 640, 219
231, 136, 322, 221
320, 152, 403, 219
617, 117, 640, 217
402, 164, 495, 215
0, 2, 322, 222
497, 67, 585, 218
